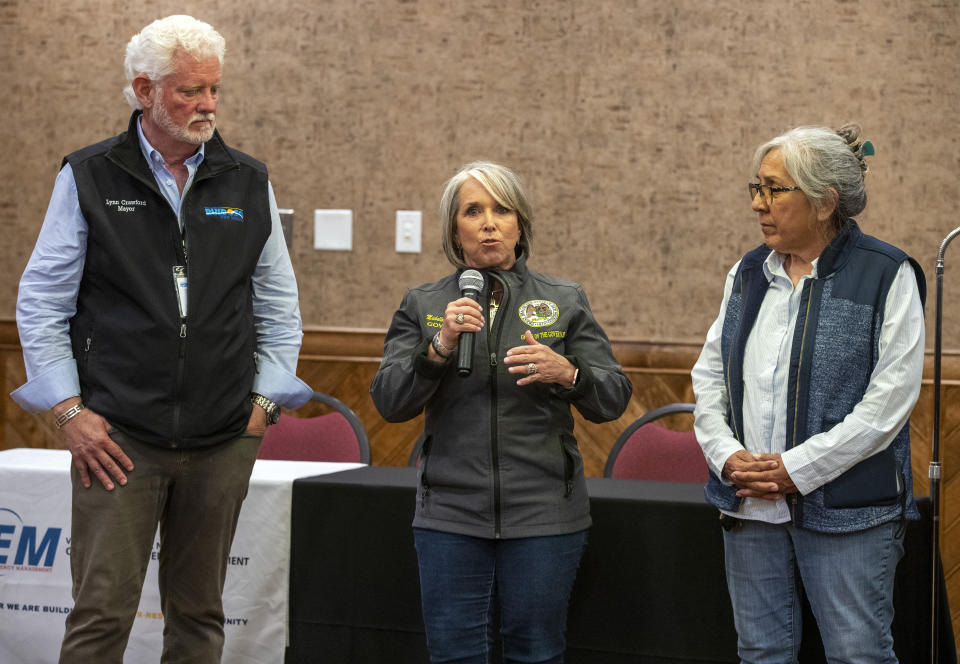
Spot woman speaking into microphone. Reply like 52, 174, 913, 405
371, 161, 631, 664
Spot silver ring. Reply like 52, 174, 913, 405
455, 313, 465, 325
527, 363, 538, 375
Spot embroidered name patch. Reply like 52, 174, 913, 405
204, 206, 244, 222
104, 198, 146, 213
518, 300, 559, 327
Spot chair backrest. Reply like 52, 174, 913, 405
603, 403, 708, 482
257, 391, 370, 464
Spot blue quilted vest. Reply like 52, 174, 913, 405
705, 222, 925, 533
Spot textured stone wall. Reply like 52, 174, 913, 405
2, 0, 958, 346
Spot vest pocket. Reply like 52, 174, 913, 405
418, 434, 433, 506
559, 434, 578, 497
75, 329, 94, 371
823, 445, 902, 508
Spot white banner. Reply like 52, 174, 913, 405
0, 448, 361, 664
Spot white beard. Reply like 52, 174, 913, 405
152, 88, 216, 145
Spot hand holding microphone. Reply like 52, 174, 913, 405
430, 270, 485, 369
456, 270, 485, 376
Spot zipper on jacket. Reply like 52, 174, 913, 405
724, 274, 744, 444
79, 337, 92, 370
420, 436, 432, 507
170, 319, 187, 447
561, 437, 574, 497
787, 282, 816, 524
489, 351, 501, 538
170, 187, 191, 447
723, 352, 742, 443
789, 287, 814, 450
488, 273, 508, 539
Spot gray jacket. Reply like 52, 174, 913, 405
371, 257, 632, 539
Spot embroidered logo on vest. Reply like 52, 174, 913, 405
204, 206, 244, 222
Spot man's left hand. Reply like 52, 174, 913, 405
246, 404, 268, 437
729, 453, 798, 500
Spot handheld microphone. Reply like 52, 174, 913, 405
457, 269, 485, 377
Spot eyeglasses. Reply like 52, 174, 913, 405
748, 182, 802, 205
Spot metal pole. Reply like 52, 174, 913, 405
931, 225, 960, 663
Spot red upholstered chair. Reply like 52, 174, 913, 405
257, 392, 370, 464
603, 403, 708, 482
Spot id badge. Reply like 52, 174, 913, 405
172, 266, 188, 318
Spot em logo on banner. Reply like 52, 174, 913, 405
0, 508, 62, 572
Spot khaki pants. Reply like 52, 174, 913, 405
59, 430, 262, 664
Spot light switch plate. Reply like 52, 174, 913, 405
277, 208, 294, 250
314, 209, 352, 251
395, 210, 422, 253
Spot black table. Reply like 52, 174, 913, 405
286, 466, 955, 663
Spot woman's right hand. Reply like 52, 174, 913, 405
722, 450, 780, 499
429, 297, 486, 362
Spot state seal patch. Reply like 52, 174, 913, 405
518, 300, 559, 327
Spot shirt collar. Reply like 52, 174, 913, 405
763, 250, 819, 282
136, 116, 206, 170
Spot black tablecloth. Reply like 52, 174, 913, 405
287, 466, 955, 663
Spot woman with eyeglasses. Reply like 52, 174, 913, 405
691, 125, 925, 662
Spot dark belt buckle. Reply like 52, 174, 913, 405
719, 514, 743, 532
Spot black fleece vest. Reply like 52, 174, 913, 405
65, 111, 271, 447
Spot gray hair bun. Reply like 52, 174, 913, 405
836, 124, 869, 175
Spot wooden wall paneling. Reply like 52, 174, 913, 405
2, 327, 57, 452
1, 349, 7, 451
911, 394, 933, 498
936, 383, 960, 640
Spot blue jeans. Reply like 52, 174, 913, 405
722, 518, 904, 664
413, 528, 588, 664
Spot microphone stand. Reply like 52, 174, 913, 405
930, 224, 960, 664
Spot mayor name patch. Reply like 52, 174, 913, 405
104, 198, 147, 213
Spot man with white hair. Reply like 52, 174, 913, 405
12, 15, 311, 662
